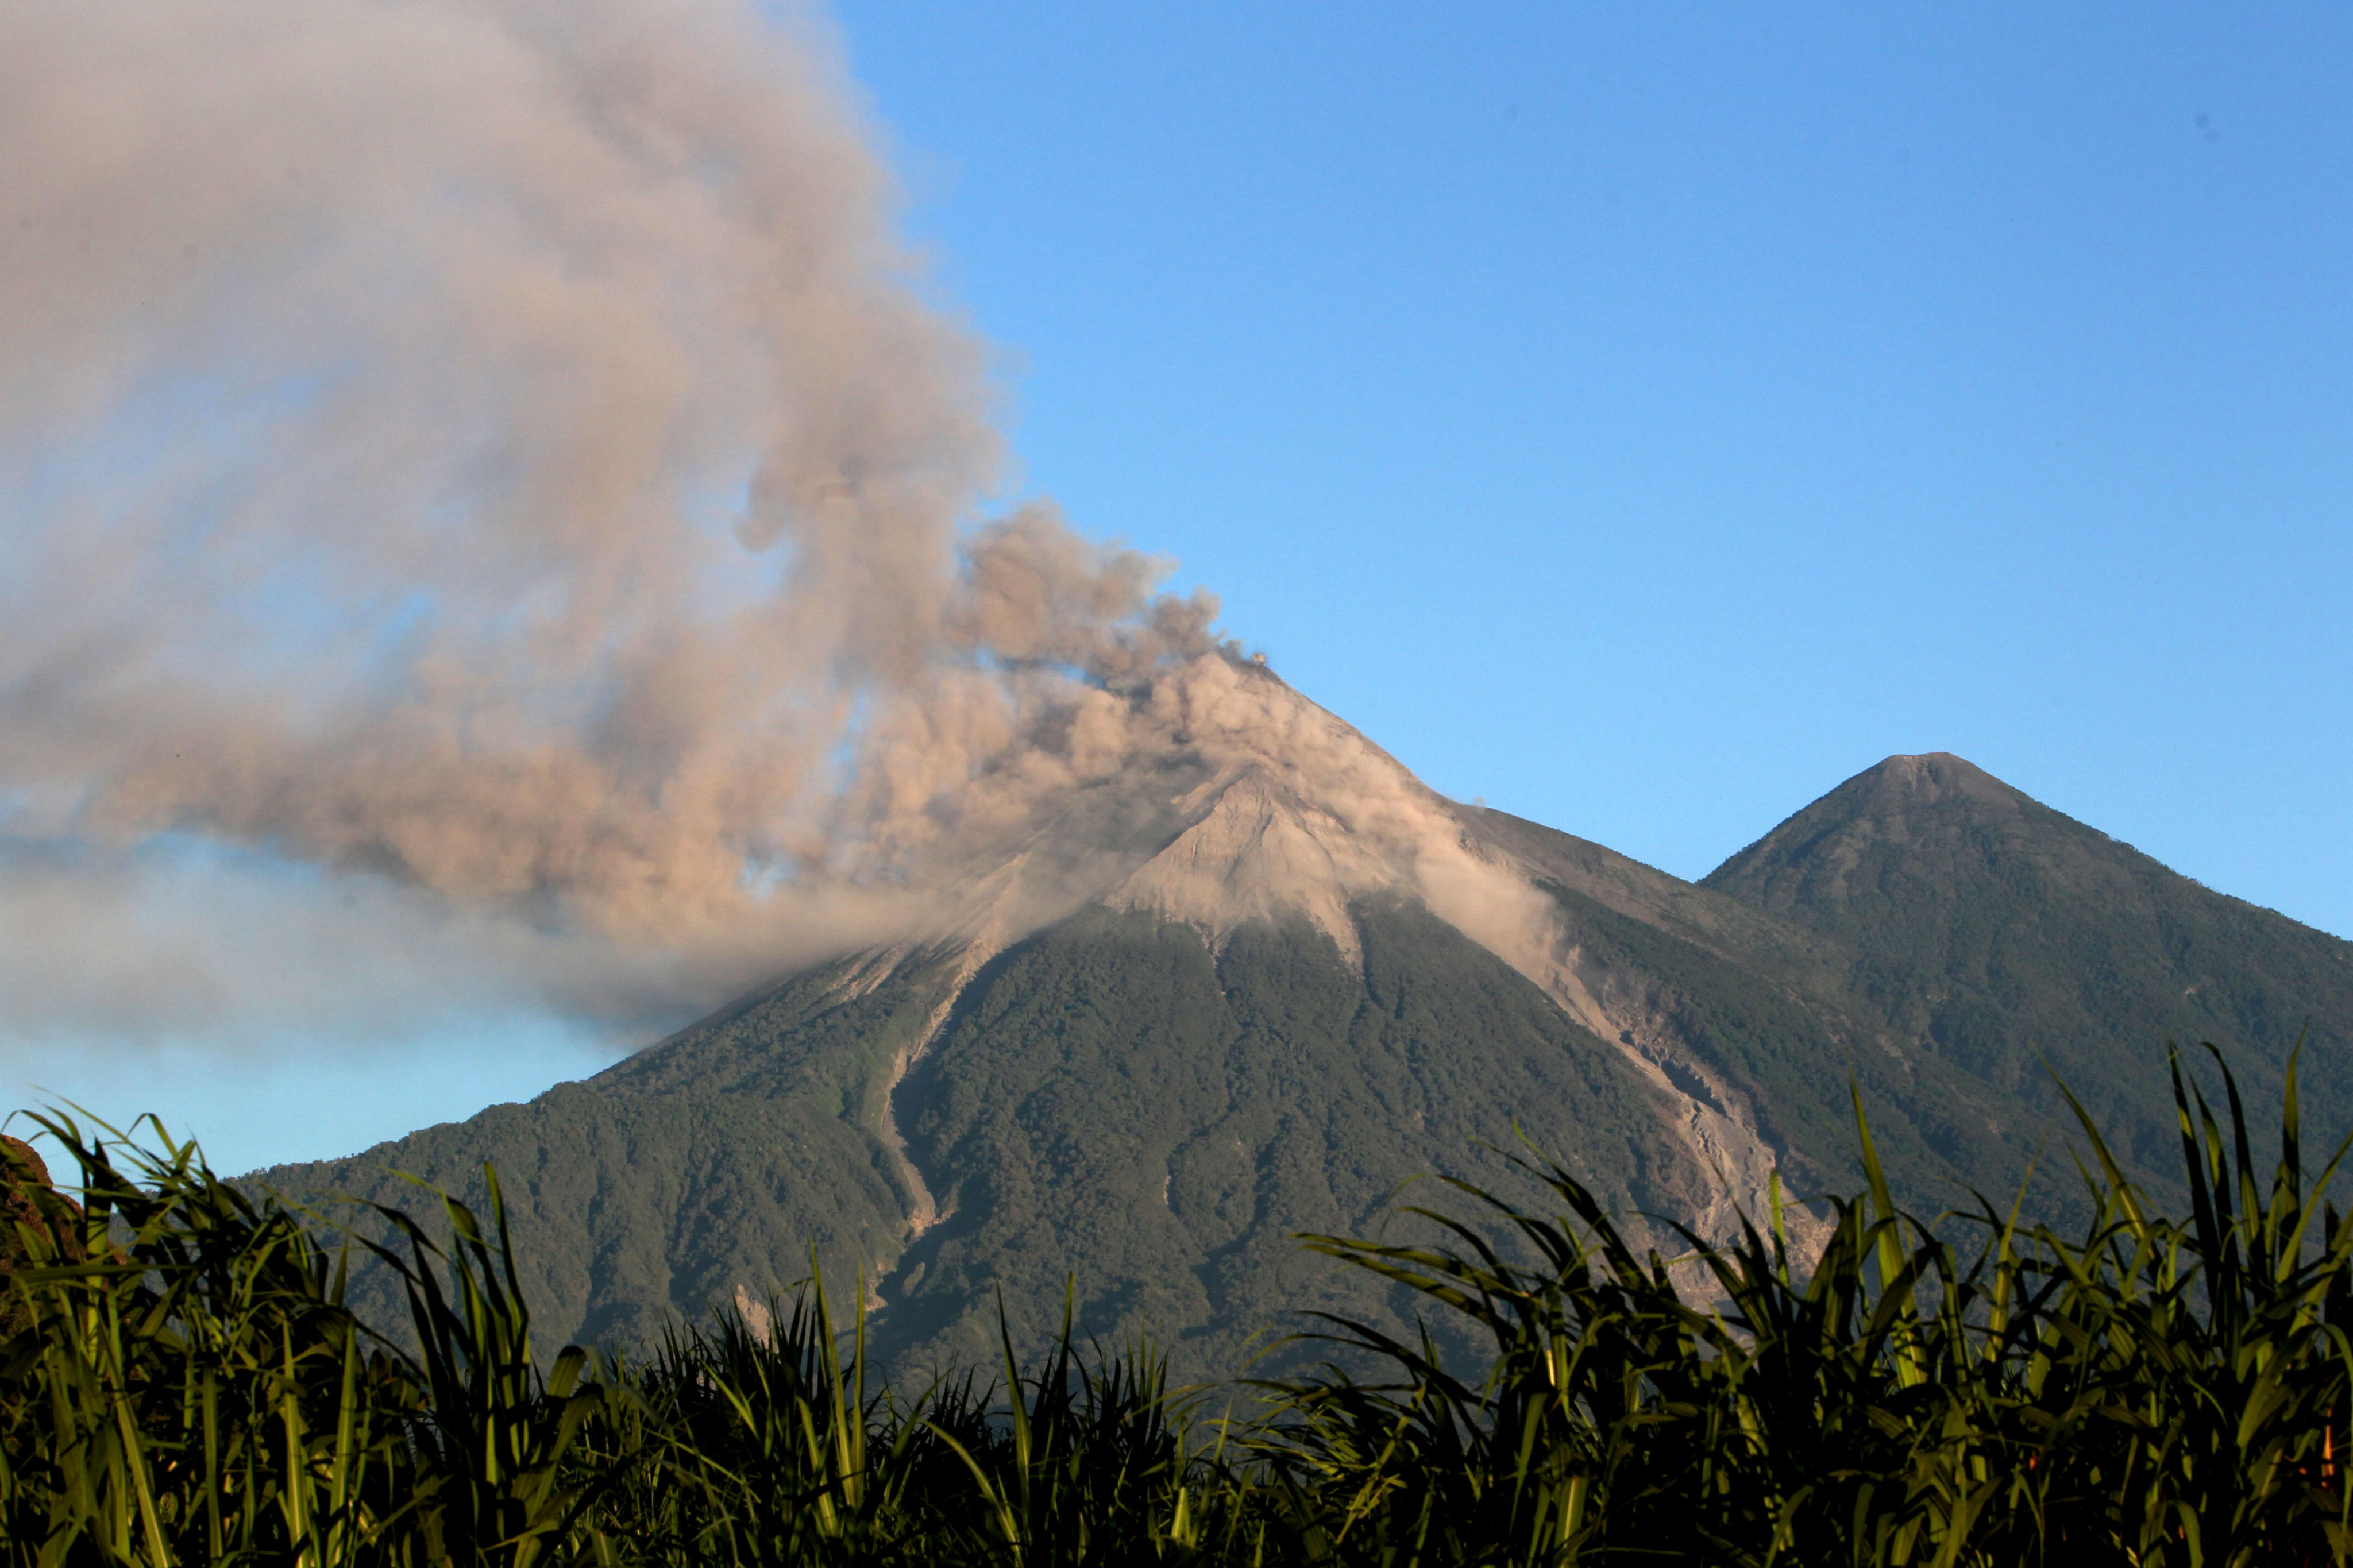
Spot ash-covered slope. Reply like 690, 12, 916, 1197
252, 692, 2353, 1376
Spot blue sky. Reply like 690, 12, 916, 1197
7, 2, 2350, 1175
842, 1, 2351, 918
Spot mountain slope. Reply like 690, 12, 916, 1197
250, 727, 2353, 1377
1465, 805, 2049, 1223
268, 898, 1698, 1376
1703, 752, 2353, 1189
267, 948, 956, 1350
862, 901, 1686, 1374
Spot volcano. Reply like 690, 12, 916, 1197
258, 662, 2353, 1376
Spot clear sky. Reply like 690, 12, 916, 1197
5, 2, 2348, 1174
833, 1, 2351, 918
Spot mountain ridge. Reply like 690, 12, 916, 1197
1703, 750, 2353, 1173
249, 735, 2353, 1377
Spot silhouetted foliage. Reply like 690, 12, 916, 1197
8, 1043, 2353, 1563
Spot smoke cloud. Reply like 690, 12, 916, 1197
0, 0, 1237, 1039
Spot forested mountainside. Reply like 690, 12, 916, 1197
256, 752, 2353, 1376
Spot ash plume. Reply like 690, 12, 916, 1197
0, 0, 1590, 1072
0, 0, 1237, 1035
0, 0, 1810, 1246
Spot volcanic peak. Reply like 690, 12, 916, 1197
925, 656, 1499, 973
1102, 765, 1391, 966
1852, 752, 2026, 811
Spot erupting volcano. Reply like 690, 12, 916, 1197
260, 669, 2353, 1376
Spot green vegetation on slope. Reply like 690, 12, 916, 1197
264, 949, 973, 1351
1516, 866, 2042, 1219
1703, 752, 2353, 1203
877, 904, 1669, 1376
269, 906, 1689, 1379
